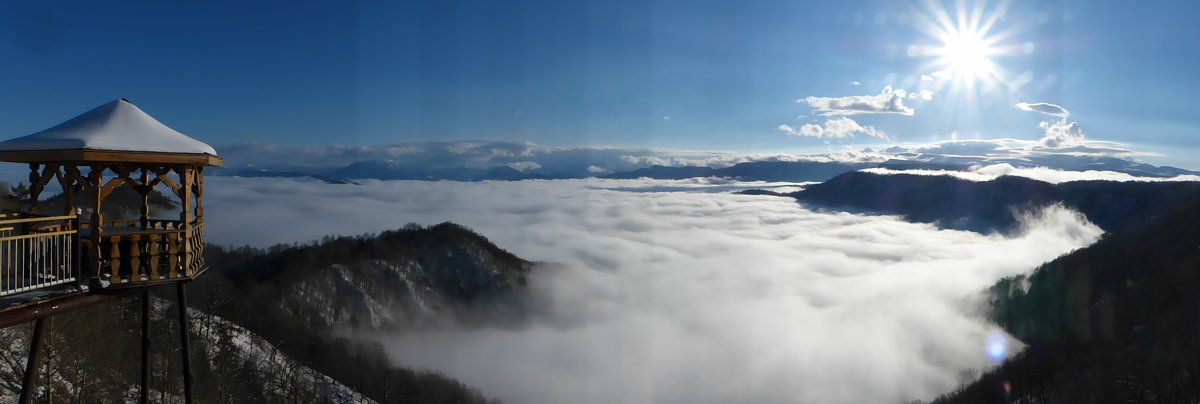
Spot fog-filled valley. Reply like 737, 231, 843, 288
197, 176, 1104, 403
3, 170, 1198, 403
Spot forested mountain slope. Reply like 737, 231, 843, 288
931, 191, 1200, 403
793, 171, 1200, 234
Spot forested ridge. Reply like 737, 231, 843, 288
931, 190, 1200, 403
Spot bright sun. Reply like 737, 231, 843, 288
914, 0, 1019, 97
941, 30, 993, 78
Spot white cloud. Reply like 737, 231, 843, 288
505, 161, 542, 172
1038, 119, 1085, 148
1014, 102, 1069, 118
586, 165, 611, 174
202, 177, 1103, 404
663, 115, 671, 120
921, 75, 934, 81
849, 81, 862, 86
780, 117, 889, 140
802, 86, 917, 116
1011, 102, 1084, 148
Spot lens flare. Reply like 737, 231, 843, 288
986, 332, 1007, 362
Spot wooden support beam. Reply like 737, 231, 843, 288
18, 318, 48, 404
141, 289, 151, 404
176, 282, 195, 404
0, 150, 222, 166
0, 294, 110, 329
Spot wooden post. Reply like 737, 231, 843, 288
176, 282, 195, 404
27, 163, 40, 215
141, 289, 151, 404
19, 318, 49, 404
178, 167, 192, 277
89, 166, 104, 285
140, 168, 151, 230
194, 167, 204, 222
27, 164, 57, 215
60, 165, 77, 216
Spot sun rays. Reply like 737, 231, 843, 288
913, 0, 1025, 103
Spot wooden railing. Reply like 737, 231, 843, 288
0, 212, 207, 296
0, 213, 79, 297
82, 220, 205, 287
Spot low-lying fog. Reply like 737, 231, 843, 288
205, 177, 1102, 404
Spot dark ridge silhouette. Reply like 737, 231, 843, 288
186, 222, 532, 402
930, 185, 1200, 403
875, 159, 972, 171
792, 171, 1200, 234
229, 168, 360, 184
734, 188, 790, 197
603, 164, 717, 179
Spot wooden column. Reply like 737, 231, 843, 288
88, 166, 104, 283
140, 168, 151, 230
176, 283, 195, 404
27, 163, 41, 215
58, 165, 80, 216
194, 167, 204, 222
19, 318, 49, 404
178, 167, 192, 278
27, 164, 58, 215
141, 289, 151, 404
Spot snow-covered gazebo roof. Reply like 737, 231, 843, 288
0, 99, 222, 166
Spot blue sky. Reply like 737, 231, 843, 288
1, 0, 1197, 168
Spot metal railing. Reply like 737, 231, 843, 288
0, 213, 79, 297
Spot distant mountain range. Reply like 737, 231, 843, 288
603, 161, 875, 182
213, 155, 1198, 185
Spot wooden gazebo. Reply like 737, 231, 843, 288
0, 99, 221, 404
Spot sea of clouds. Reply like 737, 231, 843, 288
202, 177, 1102, 404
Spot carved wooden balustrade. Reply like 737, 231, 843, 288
80, 219, 206, 287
